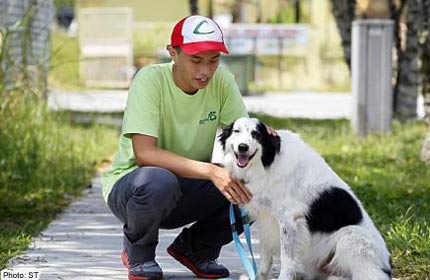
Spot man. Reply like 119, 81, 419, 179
102, 15, 253, 280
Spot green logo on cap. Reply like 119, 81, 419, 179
193, 20, 215, 35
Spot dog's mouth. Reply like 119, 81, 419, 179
234, 150, 257, 168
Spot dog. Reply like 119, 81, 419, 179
219, 117, 392, 280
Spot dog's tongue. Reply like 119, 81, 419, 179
237, 155, 249, 167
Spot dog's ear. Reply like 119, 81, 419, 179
268, 133, 281, 153
257, 121, 281, 168
218, 122, 234, 150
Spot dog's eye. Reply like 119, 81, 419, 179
233, 129, 240, 133
251, 131, 262, 140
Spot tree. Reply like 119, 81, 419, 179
331, 0, 430, 120
394, 1, 421, 120
330, 0, 430, 161
330, 0, 356, 70
0, 0, 54, 98
189, 0, 199, 15
419, 0, 430, 163
232, 0, 246, 23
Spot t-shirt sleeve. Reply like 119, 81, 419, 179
219, 68, 249, 127
122, 68, 160, 138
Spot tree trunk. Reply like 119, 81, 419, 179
189, 0, 199, 15
330, 0, 356, 71
294, 0, 300, 23
421, 88, 430, 164
232, 0, 247, 23
389, 0, 407, 75
0, 0, 53, 98
419, 0, 430, 162
394, 1, 422, 120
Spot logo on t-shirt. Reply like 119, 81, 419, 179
199, 111, 217, 125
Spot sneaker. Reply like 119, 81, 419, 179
167, 244, 230, 279
121, 250, 163, 280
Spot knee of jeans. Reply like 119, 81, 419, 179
130, 167, 181, 203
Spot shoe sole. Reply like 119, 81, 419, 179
166, 246, 228, 279
122, 250, 162, 280
128, 274, 159, 280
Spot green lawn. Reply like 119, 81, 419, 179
49, 30, 81, 90
0, 99, 120, 269
253, 114, 430, 279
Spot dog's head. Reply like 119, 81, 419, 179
219, 117, 281, 169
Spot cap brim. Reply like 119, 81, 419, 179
181, 41, 229, 55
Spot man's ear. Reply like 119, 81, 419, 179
167, 45, 178, 63
218, 122, 234, 150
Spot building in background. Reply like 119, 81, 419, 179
73, 0, 348, 92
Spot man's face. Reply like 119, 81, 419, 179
168, 46, 220, 93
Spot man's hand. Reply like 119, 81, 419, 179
210, 165, 252, 205
266, 125, 278, 137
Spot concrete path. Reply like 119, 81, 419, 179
47, 90, 352, 119
47, 89, 426, 119
7, 174, 276, 280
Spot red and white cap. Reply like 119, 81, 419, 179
171, 15, 229, 55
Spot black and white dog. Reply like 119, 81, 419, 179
219, 117, 391, 280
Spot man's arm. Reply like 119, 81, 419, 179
132, 134, 252, 205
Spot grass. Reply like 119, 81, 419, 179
1, 14, 119, 270
49, 30, 81, 91
252, 114, 430, 279
0, 96, 119, 269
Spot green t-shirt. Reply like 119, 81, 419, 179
101, 62, 248, 201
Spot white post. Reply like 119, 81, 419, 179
351, 19, 394, 137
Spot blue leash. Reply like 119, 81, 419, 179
229, 204, 258, 279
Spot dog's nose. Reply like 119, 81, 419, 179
238, 143, 249, 153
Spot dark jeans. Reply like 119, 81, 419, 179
107, 166, 242, 264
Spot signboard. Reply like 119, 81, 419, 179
225, 38, 254, 55
223, 23, 309, 55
